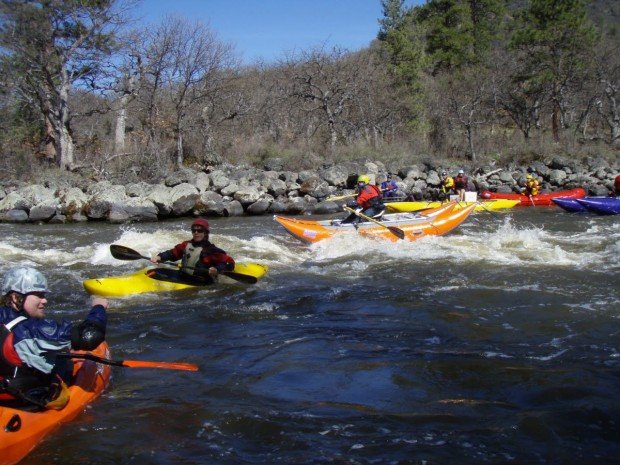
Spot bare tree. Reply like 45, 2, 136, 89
0, 0, 134, 169
282, 47, 361, 149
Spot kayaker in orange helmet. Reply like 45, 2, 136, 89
341, 174, 385, 224
151, 218, 235, 280
523, 173, 540, 196
0, 266, 108, 410
454, 170, 469, 202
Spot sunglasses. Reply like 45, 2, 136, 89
26, 292, 47, 299
191, 227, 206, 233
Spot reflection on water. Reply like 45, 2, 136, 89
2, 208, 618, 464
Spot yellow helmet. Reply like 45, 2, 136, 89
526, 174, 532, 179
357, 175, 370, 184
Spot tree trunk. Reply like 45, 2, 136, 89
114, 104, 127, 155
466, 124, 476, 161
176, 133, 183, 167
58, 74, 75, 170
43, 114, 57, 161
114, 73, 136, 155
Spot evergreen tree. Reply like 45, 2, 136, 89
378, 0, 406, 40
415, 0, 506, 73
510, 0, 597, 141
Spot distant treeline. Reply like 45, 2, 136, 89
0, 0, 618, 182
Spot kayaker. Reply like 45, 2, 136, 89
523, 174, 540, 196
0, 266, 108, 410
440, 171, 455, 200
380, 173, 399, 198
454, 170, 469, 202
341, 175, 385, 224
150, 218, 235, 279
613, 174, 620, 196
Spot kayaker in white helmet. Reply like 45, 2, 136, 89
454, 170, 469, 202
0, 266, 108, 410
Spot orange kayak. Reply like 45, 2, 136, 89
0, 343, 111, 465
274, 201, 476, 243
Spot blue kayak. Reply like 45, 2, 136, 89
552, 197, 588, 212
576, 197, 620, 215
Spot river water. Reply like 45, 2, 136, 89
1, 207, 618, 465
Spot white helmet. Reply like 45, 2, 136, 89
2, 266, 48, 295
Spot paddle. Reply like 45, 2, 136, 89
59, 353, 199, 371
326, 188, 389, 202
528, 194, 536, 207
325, 193, 357, 201
110, 244, 261, 284
474, 200, 502, 219
343, 206, 405, 240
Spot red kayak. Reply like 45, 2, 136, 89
480, 188, 586, 206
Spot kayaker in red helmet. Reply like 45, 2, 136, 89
0, 266, 108, 410
613, 174, 620, 197
151, 218, 235, 280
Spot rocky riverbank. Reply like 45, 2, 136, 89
0, 156, 617, 224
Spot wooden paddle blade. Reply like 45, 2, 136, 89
121, 360, 199, 371
110, 244, 148, 261
388, 226, 405, 240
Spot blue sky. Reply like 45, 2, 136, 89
132, 0, 422, 64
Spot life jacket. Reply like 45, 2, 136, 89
181, 242, 203, 273
0, 316, 67, 409
0, 316, 27, 374
442, 177, 455, 193
454, 175, 468, 189
0, 316, 35, 402
525, 179, 540, 196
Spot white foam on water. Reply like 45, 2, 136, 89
290, 216, 620, 271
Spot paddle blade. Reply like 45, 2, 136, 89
223, 263, 269, 284
121, 360, 199, 371
110, 244, 148, 261
388, 226, 405, 240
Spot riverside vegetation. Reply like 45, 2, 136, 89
0, 0, 618, 214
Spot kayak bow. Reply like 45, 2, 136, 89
0, 343, 111, 465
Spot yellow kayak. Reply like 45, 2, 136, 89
83, 264, 268, 297
385, 199, 520, 213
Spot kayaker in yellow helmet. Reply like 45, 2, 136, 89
341, 174, 385, 224
151, 218, 235, 280
0, 266, 108, 410
523, 173, 540, 196
440, 171, 455, 200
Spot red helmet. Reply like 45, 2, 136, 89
191, 218, 210, 231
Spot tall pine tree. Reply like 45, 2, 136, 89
510, 0, 596, 141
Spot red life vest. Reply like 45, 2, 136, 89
0, 316, 26, 401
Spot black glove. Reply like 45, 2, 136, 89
71, 321, 106, 351
346, 199, 357, 208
